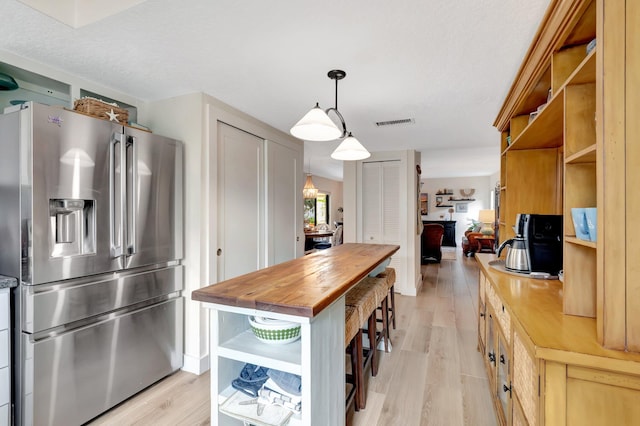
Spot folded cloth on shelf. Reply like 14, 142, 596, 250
266, 369, 302, 396
258, 379, 302, 413
232, 364, 269, 397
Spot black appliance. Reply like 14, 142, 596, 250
521, 214, 563, 275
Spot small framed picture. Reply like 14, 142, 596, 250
436, 196, 443, 205
456, 203, 468, 213
420, 193, 428, 215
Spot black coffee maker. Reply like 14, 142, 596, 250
519, 214, 563, 275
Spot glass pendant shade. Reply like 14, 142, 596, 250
331, 133, 371, 161
303, 174, 318, 198
290, 103, 342, 141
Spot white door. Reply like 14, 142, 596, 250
361, 160, 404, 285
362, 161, 401, 244
217, 123, 264, 281
266, 140, 303, 265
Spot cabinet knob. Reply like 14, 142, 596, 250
500, 354, 506, 364
480, 312, 485, 318
488, 352, 496, 365
217, 248, 222, 256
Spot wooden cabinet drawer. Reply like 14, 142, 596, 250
0, 330, 7, 368
486, 282, 511, 343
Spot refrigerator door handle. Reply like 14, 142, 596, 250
109, 133, 125, 258
126, 135, 137, 256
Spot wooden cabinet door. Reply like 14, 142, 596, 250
566, 366, 640, 425
512, 395, 529, 426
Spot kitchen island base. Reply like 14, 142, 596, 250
206, 298, 345, 425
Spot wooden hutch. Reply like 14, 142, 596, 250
478, 0, 640, 424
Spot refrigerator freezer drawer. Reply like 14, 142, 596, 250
22, 296, 183, 426
23, 265, 183, 333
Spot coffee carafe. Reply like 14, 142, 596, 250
497, 235, 530, 273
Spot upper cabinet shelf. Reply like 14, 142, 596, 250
506, 91, 563, 151
504, 48, 596, 154
566, 143, 596, 164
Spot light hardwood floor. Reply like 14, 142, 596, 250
88, 249, 496, 426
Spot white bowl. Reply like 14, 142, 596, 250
248, 316, 301, 345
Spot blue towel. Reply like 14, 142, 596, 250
267, 369, 302, 396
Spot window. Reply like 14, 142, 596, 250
303, 193, 330, 227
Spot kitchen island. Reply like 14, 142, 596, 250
192, 243, 399, 426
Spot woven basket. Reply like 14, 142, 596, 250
74, 98, 129, 124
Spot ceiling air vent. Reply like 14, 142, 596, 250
375, 118, 415, 127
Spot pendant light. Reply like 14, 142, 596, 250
330, 132, 370, 161
290, 70, 370, 161
303, 159, 318, 199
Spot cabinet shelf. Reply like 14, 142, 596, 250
564, 48, 596, 88
565, 236, 596, 249
219, 330, 302, 375
566, 144, 596, 164
218, 386, 302, 426
505, 91, 564, 152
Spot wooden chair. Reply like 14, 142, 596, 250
421, 223, 445, 263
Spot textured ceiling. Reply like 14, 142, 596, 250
0, 0, 550, 180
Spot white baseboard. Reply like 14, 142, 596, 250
182, 353, 210, 375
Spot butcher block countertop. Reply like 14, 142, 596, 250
192, 243, 400, 318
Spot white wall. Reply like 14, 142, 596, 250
420, 176, 492, 245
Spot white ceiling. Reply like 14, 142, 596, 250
1, 0, 550, 181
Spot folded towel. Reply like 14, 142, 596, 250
266, 369, 302, 396
258, 382, 302, 413
263, 378, 302, 404
231, 363, 269, 397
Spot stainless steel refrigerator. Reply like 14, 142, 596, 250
0, 102, 184, 425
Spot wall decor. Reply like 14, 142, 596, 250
456, 203, 468, 213
420, 193, 429, 215
436, 196, 443, 205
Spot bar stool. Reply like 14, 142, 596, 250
344, 305, 362, 412
377, 267, 396, 333
359, 276, 391, 352
345, 283, 379, 410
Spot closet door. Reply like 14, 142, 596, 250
361, 160, 403, 286
266, 140, 303, 265
362, 161, 401, 244
217, 123, 264, 281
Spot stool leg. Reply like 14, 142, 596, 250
390, 285, 396, 329
381, 296, 390, 352
354, 330, 365, 410
350, 330, 366, 411
368, 314, 378, 377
